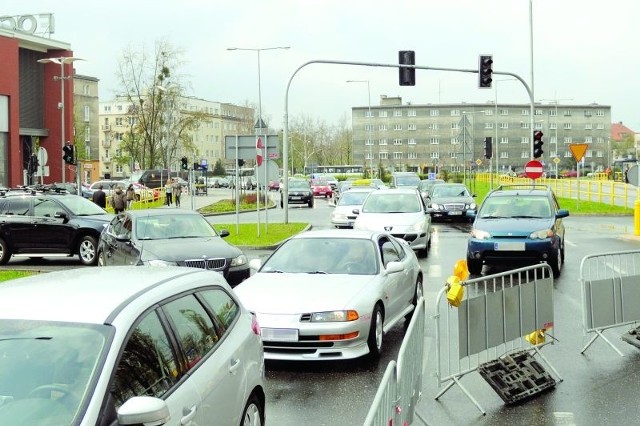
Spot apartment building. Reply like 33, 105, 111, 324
72, 74, 100, 183
351, 96, 611, 174
98, 97, 253, 180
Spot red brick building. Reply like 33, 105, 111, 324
0, 14, 75, 187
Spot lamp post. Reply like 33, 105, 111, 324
37, 56, 84, 183
540, 97, 573, 177
346, 80, 373, 178
493, 78, 518, 177
461, 110, 486, 185
227, 46, 290, 233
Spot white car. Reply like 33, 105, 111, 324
0, 266, 265, 425
330, 186, 377, 228
353, 188, 432, 258
234, 229, 423, 361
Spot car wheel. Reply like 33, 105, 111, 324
417, 247, 428, 258
0, 238, 10, 265
97, 251, 107, 267
405, 276, 423, 322
549, 247, 562, 279
308, 200, 314, 208
467, 258, 482, 275
240, 394, 264, 426
367, 304, 384, 358
78, 235, 98, 266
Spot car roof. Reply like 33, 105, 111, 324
370, 188, 419, 195
0, 266, 225, 324
124, 208, 204, 217
291, 229, 384, 240
487, 184, 552, 197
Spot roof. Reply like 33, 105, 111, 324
0, 267, 219, 324
611, 122, 636, 142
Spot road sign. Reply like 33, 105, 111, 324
627, 165, 639, 187
475, 159, 482, 166
524, 159, 544, 180
569, 143, 588, 162
553, 157, 560, 165
256, 136, 263, 166
224, 135, 279, 160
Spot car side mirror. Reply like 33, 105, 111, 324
115, 233, 131, 242
54, 211, 68, 220
249, 258, 262, 270
352, 208, 360, 215
218, 229, 230, 238
385, 261, 404, 274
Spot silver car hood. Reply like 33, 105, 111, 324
234, 273, 374, 314
355, 212, 425, 230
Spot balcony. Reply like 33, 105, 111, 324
101, 124, 111, 131
102, 156, 112, 163
102, 140, 111, 148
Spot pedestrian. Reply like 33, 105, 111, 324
172, 178, 182, 208
111, 185, 127, 214
125, 184, 136, 209
165, 179, 173, 207
92, 184, 106, 208
625, 166, 630, 184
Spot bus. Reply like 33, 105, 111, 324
303, 165, 364, 176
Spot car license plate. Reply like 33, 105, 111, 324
291, 196, 301, 200
495, 242, 525, 251
347, 221, 354, 227
448, 211, 462, 215
261, 328, 298, 342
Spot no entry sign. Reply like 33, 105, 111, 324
525, 160, 544, 180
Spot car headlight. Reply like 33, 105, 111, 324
145, 259, 178, 267
231, 254, 248, 266
529, 229, 554, 239
412, 220, 426, 231
430, 203, 442, 210
471, 229, 491, 239
311, 310, 359, 322
467, 203, 477, 210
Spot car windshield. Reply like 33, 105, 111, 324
0, 319, 111, 425
479, 196, 552, 219
431, 185, 470, 198
363, 193, 421, 213
396, 175, 420, 187
61, 196, 110, 215
261, 238, 377, 275
311, 180, 329, 186
135, 214, 219, 240
288, 180, 309, 189
337, 191, 372, 206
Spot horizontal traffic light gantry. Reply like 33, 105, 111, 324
533, 131, 544, 158
478, 55, 493, 88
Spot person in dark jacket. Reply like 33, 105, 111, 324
92, 185, 106, 208
111, 186, 127, 214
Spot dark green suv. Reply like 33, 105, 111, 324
466, 185, 569, 277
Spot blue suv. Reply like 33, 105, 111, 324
466, 185, 569, 278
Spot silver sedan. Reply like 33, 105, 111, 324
233, 229, 423, 361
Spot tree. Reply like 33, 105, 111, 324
212, 158, 226, 176
115, 39, 207, 170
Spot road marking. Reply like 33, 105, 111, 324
553, 412, 576, 425
564, 239, 577, 247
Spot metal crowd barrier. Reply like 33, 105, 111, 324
363, 297, 425, 426
579, 249, 640, 356
433, 264, 561, 414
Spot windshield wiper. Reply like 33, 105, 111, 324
0, 336, 52, 342
263, 270, 283, 273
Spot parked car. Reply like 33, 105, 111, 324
390, 172, 421, 189
310, 179, 333, 198
425, 183, 477, 222
353, 188, 432, 258
561, 170, 578, 178
268, 179, 281, 191
0, 190, 113, 265
86, 180, 126, 198
281, 179, 314, 208
97, 209, 250, 286
233, 229, 423, 361
466, 184, 569, 277
119, 179, 159, 201
330, 186, 377, 228
0, 266, 265, 425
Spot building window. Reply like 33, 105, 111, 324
430, 152, 439, 159
379, 139, 387, 145
365, 124, 374, 131
394, 110, 402, 117
451, 123, 459, 130
83, 84, 90, 95
365, 110, 373, 118
596, 137, 604, 144
84, 126, 90, 142
585, 136, 593, 143
564, 151, 572, 158
549, 109, 557, 116
104, 105, 111, 112
379, 124, 387, 131
365, 139, 373, 146
521, 151, 529, 158
365, 152, 374, 160
534, 123, 543, 130
379, 152, 388, 159
430, 137, 439, 145
115, 164, 123, 173
564, 123, 572, 130
84, 106, 90, 122
449, 152, 457, 159
585, 123, 593, 129
115, 117, 123, 126
451, 137, 460, 144
408, 138, 416, 145
485, 110, 494, 116
584, 110, 592, 117
408, 110, 416, 117
596, 124, 604, 129
484, 122, 494, 129
563, 110, 571, 116
378, 111, 388, 118
428, 123, 439, 130
521, 109, 529, 115
500, 151, 508, 159
430, 110, 439, 117
451, 109, 461, 116
394, 124, 402, 131
408, 124, 417, 131
500, 123, 509, 129
394, 139, 402, 145
549, 123, 557, 130
596, 110, 605, 116
549, 136, 557, 144
499, 109, 508, 116
596, 150, 604, 158
563, 136, 573, 144
521, 137, 529, 144
500, 137, 509, 144
408, 152, 417, 159
535, 109, 544, 116
393, 152, 403, 159
521, 122, 530, 129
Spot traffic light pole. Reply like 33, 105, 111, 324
282, 59, 535, 223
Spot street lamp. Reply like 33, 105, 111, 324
227, 46, 290, 233
493, 78, 518, 177
346, 80, 373, 178
37, 56, 84, 183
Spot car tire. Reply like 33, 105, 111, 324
240, 394, 264, 426
405, 276, 423, 323
0, 238, 10, 265
467, 258, 482, 275
97, 251, 107, 267
78, 235, 98, 266
367, 304, 384, 358
417, 247, 428, 258
549, 247, 562, 279
308, 200, 314, 208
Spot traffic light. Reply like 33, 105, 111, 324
29, 154, 38, 174
484, 137, 493, 159
193, 163, 201, 170
398, 50, 416, 86
533, 131, 544, 158
62, 144, 75, 164
237, 159, 245, 167
181, 156, 188, 170
478, 55, 493, 88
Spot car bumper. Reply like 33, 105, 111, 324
467, 238, 559, 264
390, 231, 428, 251
256, 313, 371, 361
431, 209, 475, 220
287, 196, 313, 204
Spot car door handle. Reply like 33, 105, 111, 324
180, 405, 198, 425
229, 358, 241, 375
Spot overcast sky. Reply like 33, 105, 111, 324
5, 0, 639, 131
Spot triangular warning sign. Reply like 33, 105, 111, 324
569, 143, 588, 162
